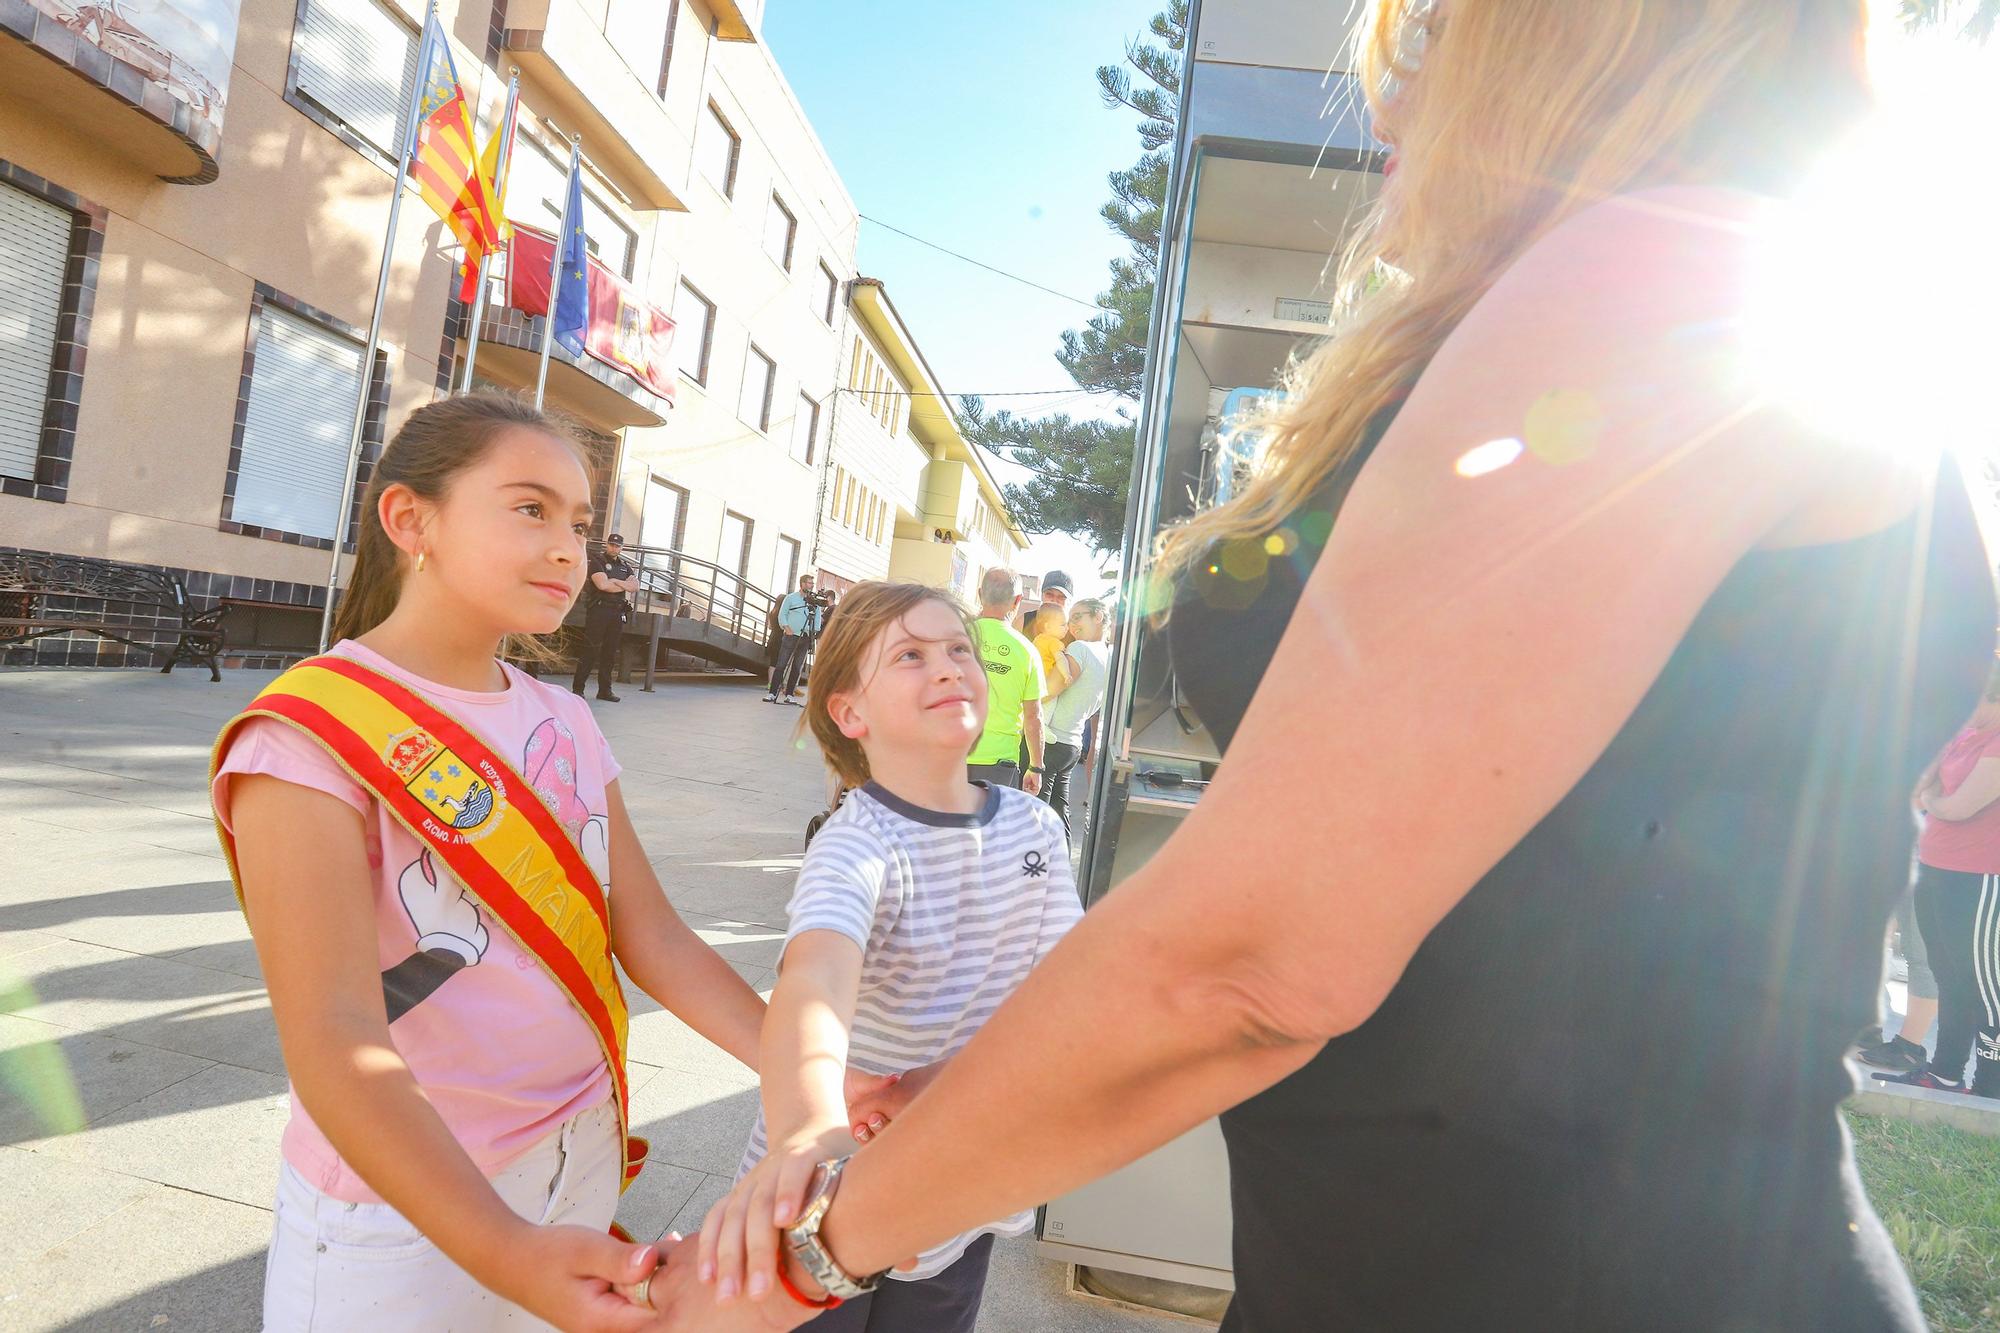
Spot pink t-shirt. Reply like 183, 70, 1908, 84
1919, 722, 2000, 874
212, 641, 618, 1202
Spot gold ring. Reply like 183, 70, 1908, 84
634, 1272, 654, 1309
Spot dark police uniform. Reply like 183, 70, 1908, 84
571, 544, 635, 699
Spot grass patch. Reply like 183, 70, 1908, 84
1849, 1111, 2000, 1333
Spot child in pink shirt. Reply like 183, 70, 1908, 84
212, 394, 767, 1331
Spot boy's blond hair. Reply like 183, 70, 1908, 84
803, 581, 980, 788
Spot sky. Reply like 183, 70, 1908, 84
762, 0, 1162, 601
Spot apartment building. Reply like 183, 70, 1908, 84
820, 277, 1027, 603
0, 0, 991, 671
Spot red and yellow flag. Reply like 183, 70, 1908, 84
408, 18, 502, 302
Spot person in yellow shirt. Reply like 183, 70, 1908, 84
967, 568, 1046, 794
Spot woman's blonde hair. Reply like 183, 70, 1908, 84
1155, 0, 1869, 586
803, 581, 981, 788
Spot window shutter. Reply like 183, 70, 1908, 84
232, 306, 367, 541
294, 0, 420, 159
0, 181, 68, 481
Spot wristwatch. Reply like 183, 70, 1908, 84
783, 1157, 887, 1300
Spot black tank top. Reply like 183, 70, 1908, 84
1169, 415, 1995, 1331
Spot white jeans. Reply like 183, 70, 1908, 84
262, 1100, 622, 1331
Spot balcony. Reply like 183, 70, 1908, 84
0, 0, 242, 184
466, 304, 668, 430
500, 0, 701, 210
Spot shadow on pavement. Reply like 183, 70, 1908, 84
48, 1250, 264, 1332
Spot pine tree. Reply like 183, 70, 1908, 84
1902, 0, 1999, 41
966, 1, 1186, 555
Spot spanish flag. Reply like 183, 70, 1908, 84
408, 17, 501, 302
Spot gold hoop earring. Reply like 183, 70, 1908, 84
414, 549, 428, 574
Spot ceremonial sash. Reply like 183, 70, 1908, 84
211, 655, 649, 1221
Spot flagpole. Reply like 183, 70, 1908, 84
534, 135, 582, 409
458, 70, 519, 394
317, 0, 437, 654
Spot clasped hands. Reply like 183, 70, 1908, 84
617, 1063, 941, 1330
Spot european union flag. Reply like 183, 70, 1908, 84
552, 162, 589, 358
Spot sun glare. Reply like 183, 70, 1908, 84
1747, 11, 2000, 459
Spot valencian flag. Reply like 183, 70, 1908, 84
408, 16, 502, 301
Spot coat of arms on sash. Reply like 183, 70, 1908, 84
383, 728, 508, 843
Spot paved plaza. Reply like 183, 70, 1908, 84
0, 666, 1174, 1332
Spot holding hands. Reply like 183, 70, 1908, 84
488, 1223, 663, 1333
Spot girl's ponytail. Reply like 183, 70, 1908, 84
328, 391, 585, 644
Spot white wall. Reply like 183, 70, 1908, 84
613, 5, 858, 601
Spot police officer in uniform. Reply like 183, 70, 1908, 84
572, 533, 637, 702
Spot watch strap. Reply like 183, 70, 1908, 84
782, 1157, 885, 1300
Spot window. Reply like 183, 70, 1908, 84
789, 393, 819, 465
605, 0, 671, 90
0, 180, 69, 482
877, 498, 889, 545
764, 194, 797, 270
878, 377, 894, 428
817, 263, 837, 323
842, 476, 857, 527
290, 0, 421, 161
738, 345, 775, 432
230, 305, 368, 540
716, 509, 752, 620
867, 497, 880, 544
507, 138, 637, 278
868, 364, 883, 413
774, 534, 800, 593
672, 281, 715, 384
720, 510, 752, 577
655, 0, 682, 97
696, 102, 741, 197
639, 474, 688, 552
849, 337, 863, 387
829, 467, 844, 516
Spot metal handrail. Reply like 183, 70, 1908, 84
610, 542, 779, 654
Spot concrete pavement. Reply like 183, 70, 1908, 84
0, 666, 1185, 1331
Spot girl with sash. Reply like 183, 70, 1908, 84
211, 394, 769, 1331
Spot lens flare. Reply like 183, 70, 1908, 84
1454, 437, 1525, 478
1747, 15, 2000, 457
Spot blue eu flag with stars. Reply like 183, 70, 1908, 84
552, 164, 589, 358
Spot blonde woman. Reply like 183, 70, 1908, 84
644, 5, 1994, 1330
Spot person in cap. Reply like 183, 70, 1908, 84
571, 534, 636, 702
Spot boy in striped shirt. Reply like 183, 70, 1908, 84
696, 582, 1082, 1330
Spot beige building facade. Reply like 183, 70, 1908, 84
823, 278, 1027, 604
0, 0, 1016, 672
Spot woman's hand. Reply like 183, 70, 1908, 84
696, 1123, 857, 1306
845, 1062, 946, 1144
484, 1222, 661, 1332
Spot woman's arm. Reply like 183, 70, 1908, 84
791, 195, 1927, 1281
1921, 755, 2000, 820
606, 780, 767, 1071
640, 193, 1927, 1326
232, 777, 657, 1332
1044, 647, 1080, 701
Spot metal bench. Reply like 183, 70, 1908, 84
0, 552, 224, 681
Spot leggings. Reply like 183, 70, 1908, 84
1893, 890, 1937, 1001
1911, 862, 2000, 1090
